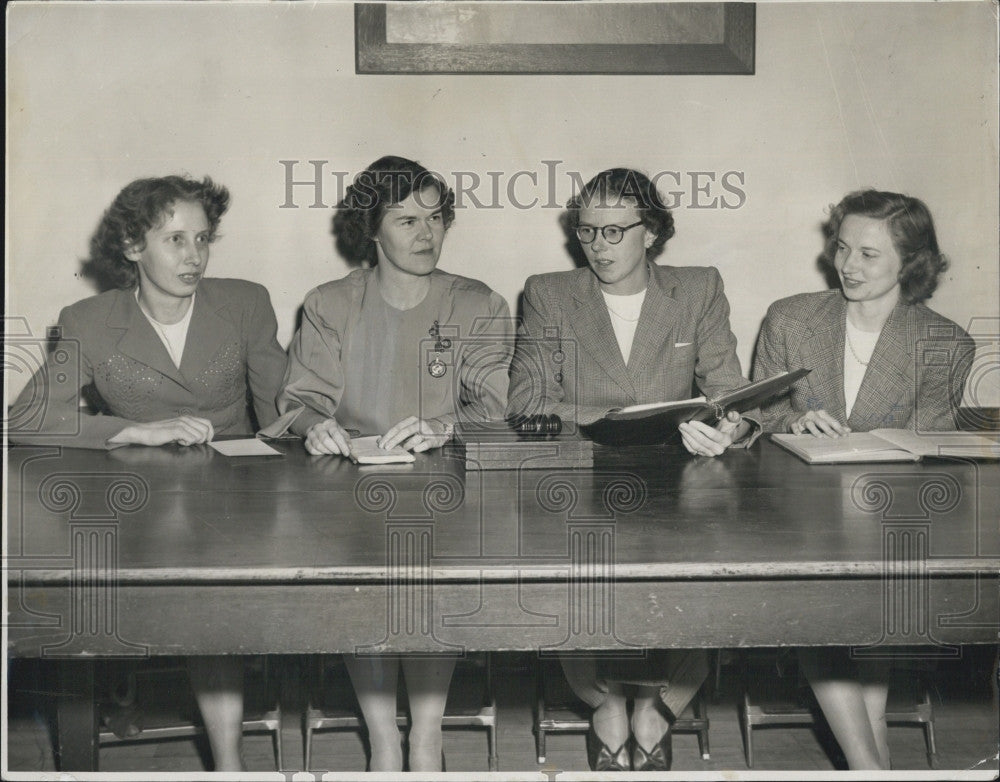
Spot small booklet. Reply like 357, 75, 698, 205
348, 435, 416, 465
585, 369, 810, 445
772, 429, 1000, 464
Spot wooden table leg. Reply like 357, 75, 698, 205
56, 659, 98, 771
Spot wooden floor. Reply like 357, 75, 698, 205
6, 649, 998, 775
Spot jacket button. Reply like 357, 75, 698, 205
554, 372, 563, 384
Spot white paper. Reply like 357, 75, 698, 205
209, 438, 283, 457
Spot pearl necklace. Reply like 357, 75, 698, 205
845, 327, 870, 366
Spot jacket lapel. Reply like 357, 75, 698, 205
178, 285, 238, 386
847, 302, 913, 430
107, 289, 188, 388
626, 265, 681, 385
567, 272, 636, 400
801, 295, 848, 423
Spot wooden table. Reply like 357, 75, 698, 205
7, 439, 999, 769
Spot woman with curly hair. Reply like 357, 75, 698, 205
9, 174, 286, 450
276, 155, 511, 771
753, 189, 975, 768
507, 167, 760, 770
8, 175, 288, 770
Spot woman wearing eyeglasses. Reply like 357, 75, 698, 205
508, 167, 756, 456
507, 167, 759, 770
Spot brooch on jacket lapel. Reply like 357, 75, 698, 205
427, 320, 452, 378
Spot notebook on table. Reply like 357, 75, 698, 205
771, 429, 1000, 464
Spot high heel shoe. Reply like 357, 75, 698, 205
586, 725, 631, 771
632, 697, 673, 771
632, 727, 672, 771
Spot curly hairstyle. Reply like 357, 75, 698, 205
565, 168, 675, 259
823, 189, 948, 304
333, 155, 455, 265
86, 176, 230, 290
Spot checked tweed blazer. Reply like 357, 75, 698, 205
752, 291, 975, 434
507, 263, 757, 433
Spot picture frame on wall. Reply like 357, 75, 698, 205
355, 2, 755, 75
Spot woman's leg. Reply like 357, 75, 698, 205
187, 655, 245, 772
560, 654, 629, 765
631, 684, 670, 750
401, 656, 457, 772
859, 660, 891, 769
343, 654, 403, 771
657, 649, 710, 720
799, 648, 889, 770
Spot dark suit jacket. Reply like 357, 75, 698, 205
752, 291, 975, 433
8, 278, 288, 449
507, 263, 758, 440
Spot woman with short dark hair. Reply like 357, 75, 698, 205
276, 155, 511, 771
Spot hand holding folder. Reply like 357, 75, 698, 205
584, 369, 810, 445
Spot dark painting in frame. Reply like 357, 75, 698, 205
356, 2, 755, 75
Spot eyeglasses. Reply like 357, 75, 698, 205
575, 221, 644, 245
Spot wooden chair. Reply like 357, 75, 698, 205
739, 650, 937, 769
97, 656, 283, 770
302, 653, 498, 771
532, 656, 711, 765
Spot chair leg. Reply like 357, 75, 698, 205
692, 690, 710, 759
488, 722, 499, 771
924, 720, 938, 768
273, 725, 283, 771
304, 725, 313, 771
697, 726, 710, 760
534, 663, 546, 764
484, 653, 499, 771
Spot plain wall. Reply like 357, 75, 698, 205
7, 1, 999, 404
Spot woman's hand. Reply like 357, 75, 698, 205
379, 416, 451, 453
305, 418, 353, 455
110, 416, 214, 447
679, 411, 748, 457
789, 409, 850, 437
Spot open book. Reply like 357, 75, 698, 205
772, 429, 1000, 464
584, 369, 809, 445
349, 435, 416, 464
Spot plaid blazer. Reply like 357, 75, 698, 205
507, 263, 756, 434
752, 291, 975, 433
8, 278, 288, 449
